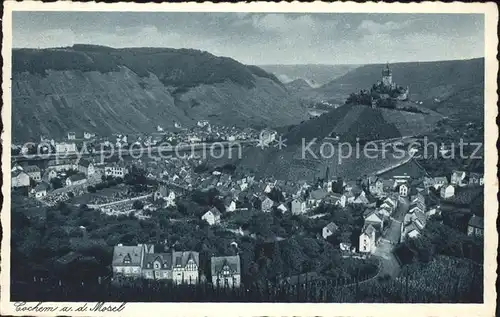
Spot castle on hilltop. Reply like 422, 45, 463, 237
345, 63, 410, 109
370, 63, 410, 107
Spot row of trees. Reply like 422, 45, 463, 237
11, 262, 481, 303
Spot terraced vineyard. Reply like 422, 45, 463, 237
331, 105, 366, 134
381, 107, 443, 137
284, 104, 443, 146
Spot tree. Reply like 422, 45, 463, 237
268, 188, 285, 203
340, 231, 352, 244
331, 178, 344, 193
87, 185, 96, 193
133, 200, 144, 210
270, 241, 284, 281
50, 177, 63, 190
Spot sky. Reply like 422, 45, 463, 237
12, 12, 484, 65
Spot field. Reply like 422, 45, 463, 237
381, 106, 443, 137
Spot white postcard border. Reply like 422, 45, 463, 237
1, 2, 498, 316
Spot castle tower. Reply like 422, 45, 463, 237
382, 62, 392, 87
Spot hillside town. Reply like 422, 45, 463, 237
10, 65, 484, 295
12, 131, 484, 288
8, 10, 489, 307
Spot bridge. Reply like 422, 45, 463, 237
12, 140, 258, 163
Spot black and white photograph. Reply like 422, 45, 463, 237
1, 2, 497, 316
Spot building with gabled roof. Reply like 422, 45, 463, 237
433, 176, 448, 189
31, 182, 49, 199
66, 173, 87, 187
322, 222, 339, 239
363, 209, 384, 231
401, 223, 421, 242
202, 207, 222, 226
11, 170, 30, 188
440, 184, 455, 199
172, 251, 199, 285
277, 203, 288, 213
42, 168, 57, 182
467, 215, 484, 238
77, 159, 95, 176
353, 190, 370, 205
369, 176, 384, 196
291, 197, 307, 215
409, 200, 426, 214
468, 173, 484, 187
450, 170, 466, 186
308, 188, 328, 208
359, 224, 377, 254
142, 252, 172, 280
112, 244, 145, 278
380, 196, 397, 212
24, 165, 41, 182
325, 192, 346, 208
261, 196, 275, 213
211, 255, 241, 288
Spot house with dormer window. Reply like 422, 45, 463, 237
172, 251, 199, 285
211, 255, 241, 288
142, 252, 172, 280
112, 244, 146, 278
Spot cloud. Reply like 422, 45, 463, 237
358, 20, 414, 34
12, 12, 483, 65
277, 74, 293, 83
251, 14, 336, 34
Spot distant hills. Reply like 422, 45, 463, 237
284, 78, 314, 94
12, 45, 308, 141
259, 64, 360, 87
228, 57, 483, 181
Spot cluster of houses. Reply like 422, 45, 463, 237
13, 123, 258, 158
11, 157, 132, 201
180, 163, 485, 257
112, 243, 241, 288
